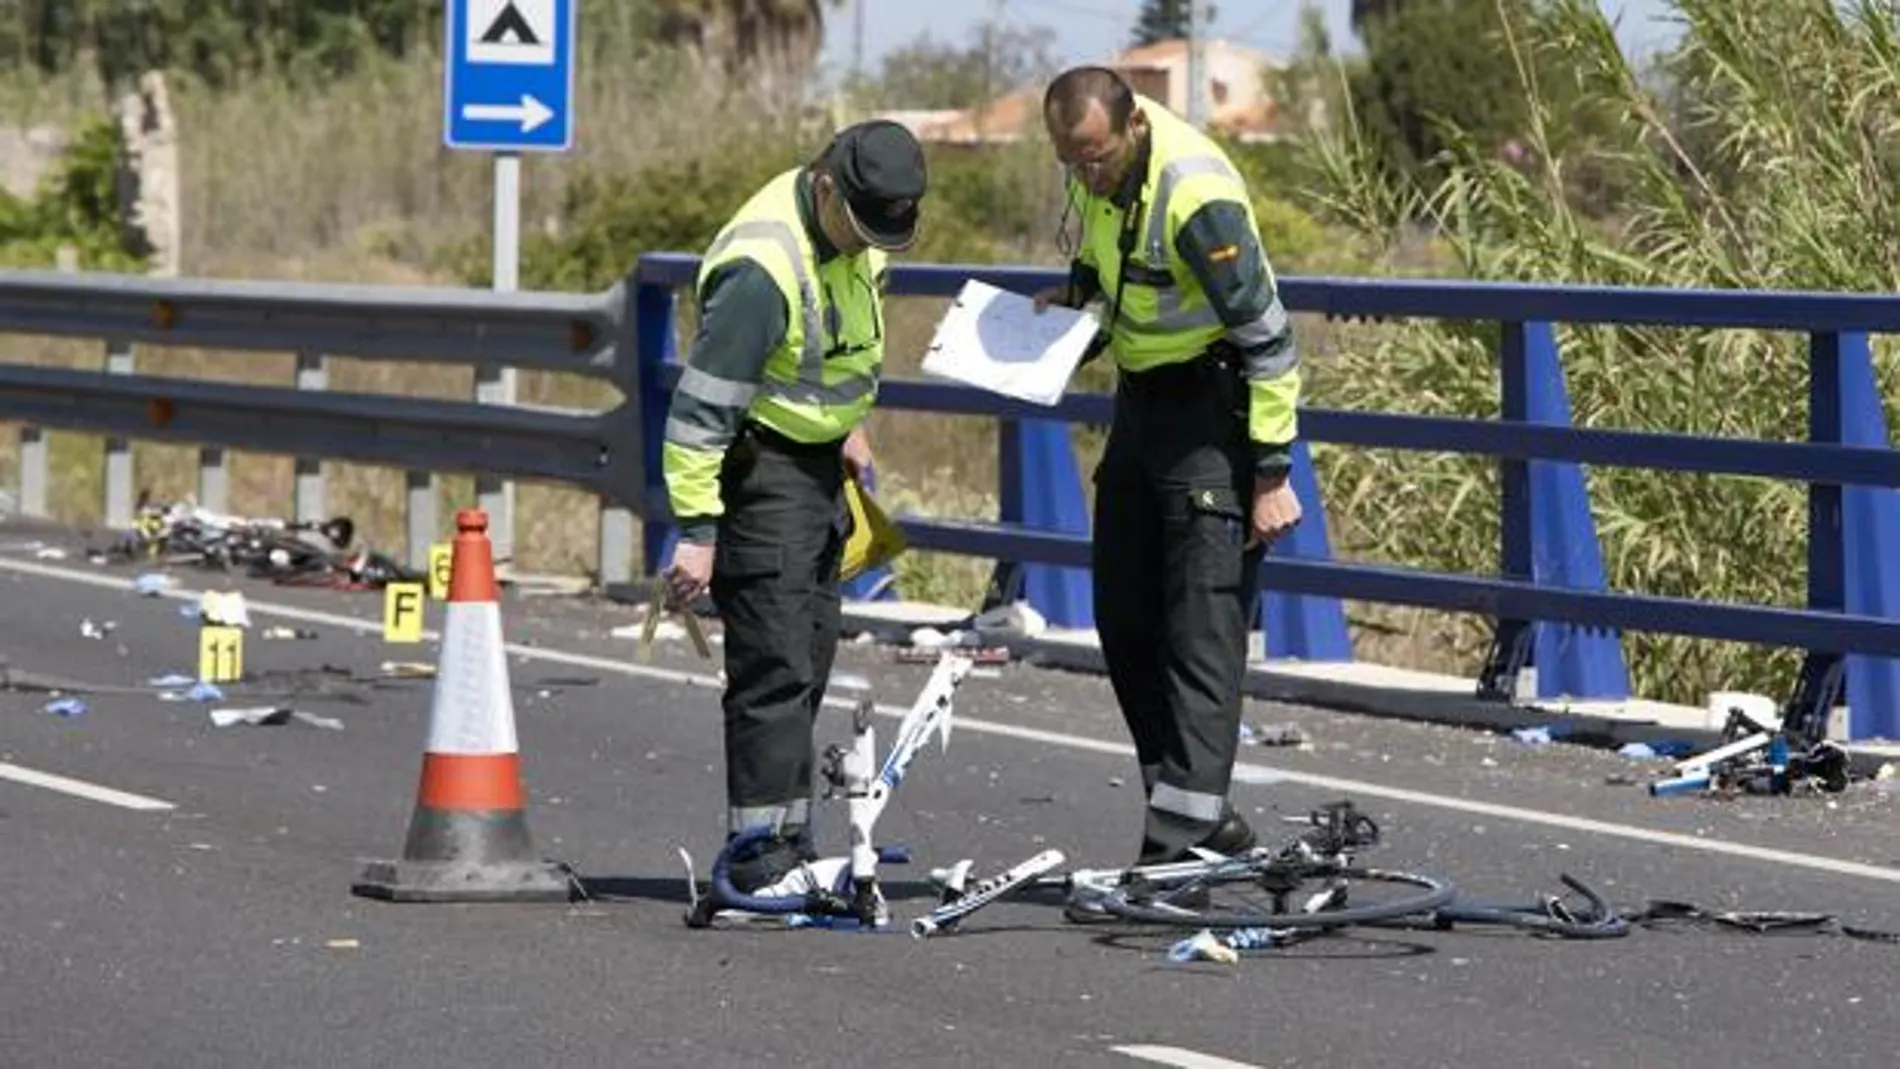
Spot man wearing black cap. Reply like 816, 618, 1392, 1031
659, 119, 929, 897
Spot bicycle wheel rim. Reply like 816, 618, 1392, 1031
1423, 901, 1631, 939
1100, 866, 1456, 931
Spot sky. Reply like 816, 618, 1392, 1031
815, 0, 1685, 84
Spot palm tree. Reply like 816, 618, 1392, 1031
1350, 0, 1405, 37
651, 0, 846, 97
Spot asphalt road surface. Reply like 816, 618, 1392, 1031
3, 520, 1900, 1069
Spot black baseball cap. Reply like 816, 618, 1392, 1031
822, 120, 928, 251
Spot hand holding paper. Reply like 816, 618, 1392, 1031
920, 280, 1099, 406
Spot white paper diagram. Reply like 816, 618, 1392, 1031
920, 280, 1101, 407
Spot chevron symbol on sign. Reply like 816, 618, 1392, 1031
481, 3, 537, 46
466, 0, 555, 66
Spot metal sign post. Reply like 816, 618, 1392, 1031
444, 0, 578, 572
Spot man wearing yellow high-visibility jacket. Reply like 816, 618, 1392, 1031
659, 120, 929, 894
1035, 67, 1304, 868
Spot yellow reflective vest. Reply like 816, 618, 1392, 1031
662, 168, 886, 523
1070, 95, 1300, 450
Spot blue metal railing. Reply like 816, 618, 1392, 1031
632, 252, 1900, 741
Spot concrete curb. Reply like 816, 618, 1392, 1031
833, 601, 1900, 779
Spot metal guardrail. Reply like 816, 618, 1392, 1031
0, 266, 644, 581
3, 256, 1899, 739
628, 254, 1900, 740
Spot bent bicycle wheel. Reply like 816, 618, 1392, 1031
1416, 874, 1631, 939
1099, 865, 1456, 931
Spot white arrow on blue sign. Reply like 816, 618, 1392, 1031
444, 0, 576, 152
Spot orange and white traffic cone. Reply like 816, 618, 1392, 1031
352, 508, 571, 903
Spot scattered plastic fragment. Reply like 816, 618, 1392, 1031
379, 662, 435, 679
133, 573, 176, 596
199, 591, 250, 628
42, 698, 87, 718
1511, 726, 1553, 746
1240, 722, 1305, 747
261, 626, 317, 641
80, 618, 116, 640
1167, 929, 1239, 964
909, 626, 952, 649
35, 547, 67, 561
209, 707, 343, 730
325, 938, 359, 950
184, 681, 224, 703
1618, 742, 1658, 760
970, 601, 1047, 641
148, 673, 196, 688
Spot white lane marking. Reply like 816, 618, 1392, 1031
0, 761, 175, 811
6, 555, 1900, 884
1111, 1045, 1265, 1069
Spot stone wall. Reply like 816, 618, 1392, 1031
0, 125, 67, 201
114, 71, 181, 277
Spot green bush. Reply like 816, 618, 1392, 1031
0, 115, 148, 272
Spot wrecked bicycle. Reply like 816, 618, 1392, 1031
1032, 800, 1626, 946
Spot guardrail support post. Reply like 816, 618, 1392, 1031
197, 446, 228, 514
988, 418, 1092, 628
476, 364, 518, 572
1482, 321, 1629, 702
405, 471, 436, 573
293, 351, 327, 524
1260, 439, 1352, 660
17, 426, 47, 517
1801, 331, 1900, 742
103, 340, 135, 529
598, 501, 635, 588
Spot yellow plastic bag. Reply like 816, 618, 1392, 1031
841, 475, 907, 581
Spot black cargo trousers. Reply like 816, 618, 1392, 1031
709, 421, 849, 886
1092, 344, 1265, 864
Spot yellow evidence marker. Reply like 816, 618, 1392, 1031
384, 582, 425, 643
428, 542, 452, 600
199, 625, 244, 684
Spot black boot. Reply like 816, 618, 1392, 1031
725, 832, 802, 895
1136, 802, 1256, 867
1199, 804, 1257, 857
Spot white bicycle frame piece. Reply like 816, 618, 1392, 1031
1061, 851, 1255, 911
843, 652, 973, 890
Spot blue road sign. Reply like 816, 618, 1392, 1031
444, 0, 576, 152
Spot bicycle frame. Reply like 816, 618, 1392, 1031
685, 650, 974, 929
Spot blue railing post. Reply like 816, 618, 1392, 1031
1482, 319, 1539, 700
635, 279, 679, 577
1483, 321, 1629, 701
1808, 331, 1900, 740
1523, 321, 1630, 700
1260, 438, 1352, 660
994, 417, 1093, 628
